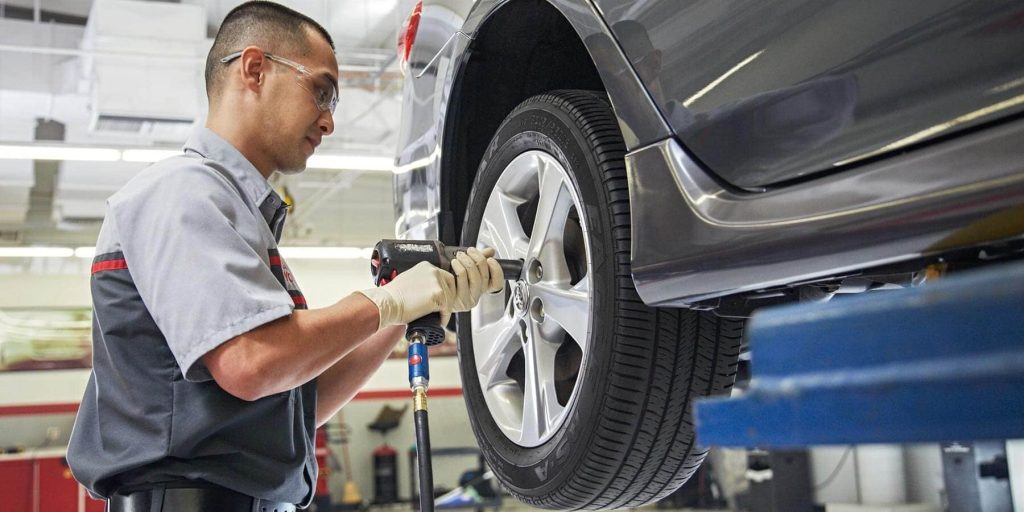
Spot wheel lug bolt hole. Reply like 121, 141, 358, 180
528, 260, 543, 283
529, 298, 544, 323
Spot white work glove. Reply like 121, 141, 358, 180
356, 261, 457, 330
451, 247, 505, 313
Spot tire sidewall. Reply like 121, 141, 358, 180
458, 100, 618, 496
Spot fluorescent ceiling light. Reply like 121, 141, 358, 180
0, 145, 121, 162
74, 247, 97, 259
0, 247, 75, 258
122, 149, 181, 162
278, 247, 374, 259
307, 155, 393, 172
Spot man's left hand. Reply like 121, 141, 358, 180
451, 247, 504, 312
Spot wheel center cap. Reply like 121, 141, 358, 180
512, 280, 529, 313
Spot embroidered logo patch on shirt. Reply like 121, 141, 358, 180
269, 248, 308, 309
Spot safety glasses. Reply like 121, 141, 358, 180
220, 50, 339, 115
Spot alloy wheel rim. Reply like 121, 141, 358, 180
471, 150, 593, 448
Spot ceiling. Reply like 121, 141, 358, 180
0, 0, 416, 264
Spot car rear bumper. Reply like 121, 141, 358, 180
626, 119, 1024, 307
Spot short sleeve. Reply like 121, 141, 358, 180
111, 163, 294, 382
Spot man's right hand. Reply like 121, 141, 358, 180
356, 261, 457, 330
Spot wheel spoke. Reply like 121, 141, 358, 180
481, 190, 530, 260
520, 340, 543, 444
520, 320, 562, 444
532, 280, 591, 348
526, 159, 573, 261
475, 316, 521, 391
533, 320, 566, 433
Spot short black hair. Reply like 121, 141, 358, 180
205, 1, 335, 104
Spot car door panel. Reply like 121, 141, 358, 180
595, 0, 1024, 189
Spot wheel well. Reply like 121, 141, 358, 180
439, 0, 605, 245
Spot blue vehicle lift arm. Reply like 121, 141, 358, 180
695, 261, 1024, 448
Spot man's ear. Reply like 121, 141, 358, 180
239, 46, 266, 92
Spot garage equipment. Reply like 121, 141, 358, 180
408, 447, 501, 511
941, 441, 1014, 511
370, 240, 522, 512
371, 240, 522, 345
367, 405, 407, 505
694, 260, 1024, 446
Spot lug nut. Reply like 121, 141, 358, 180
528, 259, 544, 283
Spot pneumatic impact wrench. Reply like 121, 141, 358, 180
370, 240, 522, 512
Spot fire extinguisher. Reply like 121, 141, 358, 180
373, 443, 399, 504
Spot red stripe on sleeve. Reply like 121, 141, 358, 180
91, 259, 128, 274
269, 256, 282, 266
292, 295, 307, 306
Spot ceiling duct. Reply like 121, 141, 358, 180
81, 0, 207, 141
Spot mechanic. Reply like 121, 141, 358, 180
66, 2, 503, 511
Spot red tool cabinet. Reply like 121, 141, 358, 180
0, 449, 105, 512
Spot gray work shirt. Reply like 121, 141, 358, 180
67, 126, 317, 506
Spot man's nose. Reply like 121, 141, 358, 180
318, 109, 334, 136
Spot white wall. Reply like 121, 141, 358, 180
288, 259, 376, 307
0, 257, 373, 309
811, 444, 944, 507
904, 444, 944, 507
0, 269, 93, 308
1009, 440, 1024, 508
812, 446, 861, 503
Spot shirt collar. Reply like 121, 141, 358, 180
182, 126, 287, 230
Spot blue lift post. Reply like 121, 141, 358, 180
695, 261, 1024, 448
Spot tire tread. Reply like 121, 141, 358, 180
468, 90, 744, 510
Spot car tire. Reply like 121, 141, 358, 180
457, 90, 744, 510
